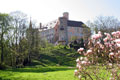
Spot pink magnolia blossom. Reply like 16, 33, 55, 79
103, 37, 108, 42
92, 34, 102, 40
97, 41, 100, 44
77, 48, 84, 52
74, 70, 78, 73
87, 49, 92, 54
114, 39, 120, 44
104, 32, 107, 35
76, 63, 80, 68
104, 42, 109, 47
76, 58, 80, 62
80, 57, 83, 60
98, 31, 102, 34
116, 31, 120, 35
109, 52, 114, 57
105, 33, 111, 39
74, 69, 78, 75
116, 43, 120, 47
78, 65, 82, 69
118, 50, 120, 53
81, 61, 87, 65
111, 32, 117, 36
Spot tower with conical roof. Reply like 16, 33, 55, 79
29, 17, 32, 29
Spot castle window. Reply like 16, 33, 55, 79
77, 28, 79, 32
60, 26, 64, 30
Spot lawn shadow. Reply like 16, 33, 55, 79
6, 67, 75, 73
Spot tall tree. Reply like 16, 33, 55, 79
0, 13, 12, 63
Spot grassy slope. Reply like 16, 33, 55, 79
0, 67, 78, 80
30, 45, 79, 67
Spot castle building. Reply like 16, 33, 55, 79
28, 12, 91, 45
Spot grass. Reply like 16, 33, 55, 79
0, 65, 114, 80
0, 67, 78, 80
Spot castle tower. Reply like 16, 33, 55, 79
29, 17, 32, 29
63, 12, 69, 20
58, 12, 69, 45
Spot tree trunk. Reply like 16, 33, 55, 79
1, 26, 4, 63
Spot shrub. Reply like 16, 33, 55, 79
0, 63, 7, 70
75, 31, 120, 80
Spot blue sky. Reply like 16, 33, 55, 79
0, 0, 120, 24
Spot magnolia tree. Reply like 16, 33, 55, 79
75, 31, 120, 80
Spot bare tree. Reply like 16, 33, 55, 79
86, 16, 120, 34
10, 11, 28, 47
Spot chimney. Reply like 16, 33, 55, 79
40, 23, 42, 29
63, 12, 69, 20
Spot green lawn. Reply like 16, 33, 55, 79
0, 67, 78, 80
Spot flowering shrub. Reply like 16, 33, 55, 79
75, 31, 120, 80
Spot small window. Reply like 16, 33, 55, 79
62, 37, 64, 40
77, 28, 79, 32
60, 26, 64, 30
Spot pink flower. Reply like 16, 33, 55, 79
76, 63, 80, 68
104, 32, 107, 35
104, 42, 108, 46
109, 52, 114, 57
106, 33, 111, 38
76, 58, 80, 62
74, 69, 78, 75
114, 39, 120, 44
87, 49, 92, 54
111, 32, 116, 36
97, 41, 100, 44
78, 65, 82, 69
116, 43, 120, 47
81, 61, 87, 65
118, 50, 120, 53
77, 48, 84, 52
80, 57, 83, 60
116, 31, 120, 35
74, 69, 78, 73
98, 31, 102, 34
92, 34, 102, 40
103, 37, 108, 42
